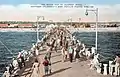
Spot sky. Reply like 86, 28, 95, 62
0, 0, 120, 22
0, 0, 119, 5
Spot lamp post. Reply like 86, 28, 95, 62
78, 18, 81, 28
36, 16, 44, 42
68, 17, 72, 28
85, 8, 98, 52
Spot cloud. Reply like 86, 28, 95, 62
0, 4, 120, 22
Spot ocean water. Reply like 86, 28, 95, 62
0, 32, 46, 59
0, 32, 120, 76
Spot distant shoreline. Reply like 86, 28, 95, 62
0, 27, 120, 32
0, 28, 45, 32
70, 27, 120, 32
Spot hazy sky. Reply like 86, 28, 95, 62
0, 0, 119, 5
0, 0, 119, 22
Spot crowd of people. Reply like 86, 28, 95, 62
2, 49, 31, 77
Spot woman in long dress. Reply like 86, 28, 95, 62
2, 71, 10, 77
31, 58, 40, 77
61, 47, 65, 62
114, 55, 120, 76
2, 67, 10, 77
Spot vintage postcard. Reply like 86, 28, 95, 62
0, 0, 119, 77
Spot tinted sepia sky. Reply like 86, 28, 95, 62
0, 0, 119, 22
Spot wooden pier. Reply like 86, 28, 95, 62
10, 27, 115, 77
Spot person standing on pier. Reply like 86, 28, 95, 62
31, 43, 36, 56
2, 68, 10, 77
17, 52, 23, 69
21, 55, 25, 67
43, 56, 50, 75
12, 58, 18, 70
68, 46, 74, 63
31, 58, 40, 77
73, 47, 77, 60
46, 47, 52, 62
65, 48, 68, 61
61, 47, 65, 62
114, 55, 120, 76
76, 42, 81, 61
57, 38, 61, 49
51, 38, 55, 51
54, 38, 57, 52
45, 49, 51, 73
60, 32, 63, 47
35, 47, 39, 56
9, 63, 14, 74
65, 40, 68, 50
